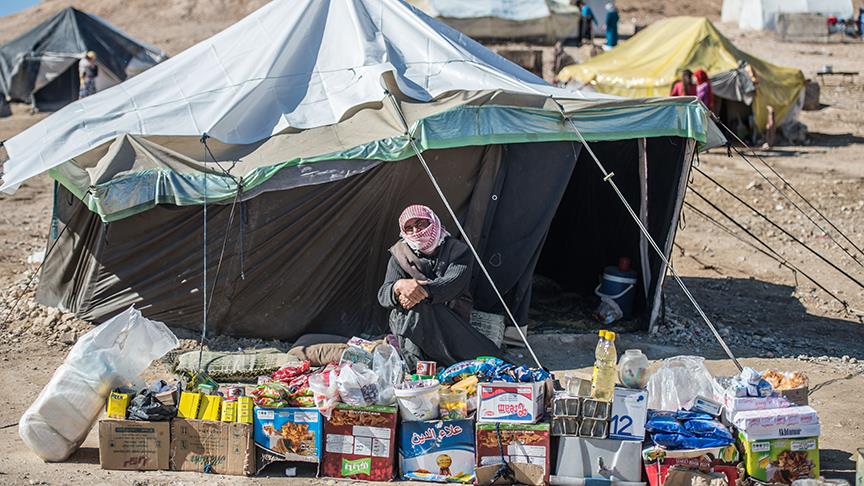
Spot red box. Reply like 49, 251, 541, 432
644, 455, 739, 486
475, 422, 550, 485
321, 404, 398, 481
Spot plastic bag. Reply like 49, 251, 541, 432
19, 306, 178, 461
645, 415, 687, 435
336, 362, 380, 407
127, 389, 175, 421
309, 367, 340, 418
596, 296, 623, 325
646, 356, 724, 411
652, 431, 734, 450
372, 344, 404, 406
684, 419, 732, 438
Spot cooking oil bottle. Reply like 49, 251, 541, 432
591, 330, 618, 401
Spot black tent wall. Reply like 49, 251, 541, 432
37, 138, 689, 339
535, 137, 689, 329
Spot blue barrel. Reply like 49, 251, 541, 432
595, 266, 638, 319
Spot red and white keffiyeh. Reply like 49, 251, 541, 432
399, 204, 449, 255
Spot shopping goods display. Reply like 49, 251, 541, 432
19, 307, 178, 461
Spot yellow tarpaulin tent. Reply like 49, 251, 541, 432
558, 16, 805, 131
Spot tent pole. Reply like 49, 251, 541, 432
552, 100, 743, 372
197, 134, 210, 371
386, 93, 544, 370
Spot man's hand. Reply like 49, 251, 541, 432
399, 294, 417, 310
393, 278, 430, 309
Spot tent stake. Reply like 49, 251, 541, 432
553, 100, 743, 372
386, 93, 544, 370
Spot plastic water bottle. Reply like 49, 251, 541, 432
591, 330, 618, 401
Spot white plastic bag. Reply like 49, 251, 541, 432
646, 356, 723, 411
19, 306, 178, 461
309, 368, 341, 418
336, 362, 380, 407
372, 344, 404, 406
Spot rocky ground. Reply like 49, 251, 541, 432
0, 2, 861, 486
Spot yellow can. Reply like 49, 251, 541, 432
221, 399, 237, 422
106, 391, 130, 419
237, 396, 254, 424
177, 391, 202, 419
196, 394, 222, 421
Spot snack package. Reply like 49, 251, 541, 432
762, 370, 809, 390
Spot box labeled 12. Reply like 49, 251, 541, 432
609, 387, 648, 441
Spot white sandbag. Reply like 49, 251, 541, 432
19, 306, 178, 461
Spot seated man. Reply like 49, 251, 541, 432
378, 205, 499, 369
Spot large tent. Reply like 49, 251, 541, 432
1, 0, 721, 340
557, 17, 806, 134
406, 0, 584, 43
721, 0, 854, 31
0, 7, 166, 111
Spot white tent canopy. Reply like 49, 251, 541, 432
722, 0, 854, 30
423, 0, 551, 20
2, 0, 611, 194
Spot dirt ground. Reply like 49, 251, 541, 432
0, 2, 862, 485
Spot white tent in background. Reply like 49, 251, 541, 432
406, 0, 591, 43
721, 0, 854, 30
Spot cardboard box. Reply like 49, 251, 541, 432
477, 381, 545, 424
321, 404, 398, 481
99, 419, 170, 471
555, 437, 642, 481
739, 433, 820, 484
253, 407, 322, 464
643, 446, 740, 486
779, 386, 809, 406
609, 387, 648, 441
722, 393, 791, 422
399, 418, 475, 483
170, 418, 254, 476
732, 406, 820, 440
476, 422, 550, 485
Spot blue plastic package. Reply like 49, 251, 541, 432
652, 432, 734, 449
645, 415, 687, 434
675, 410, 714, 421
683, 419, 733, 440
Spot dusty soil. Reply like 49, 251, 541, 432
0, 2, 862, 485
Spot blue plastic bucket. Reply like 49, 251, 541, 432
595, 266, 638, 319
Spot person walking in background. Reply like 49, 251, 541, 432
669, 69, 696, 97
605, 3, 619, 48
551, 41, 576, 84
78, 51, 98, 99
693, 69, 714, 111
577, 1, 598, 46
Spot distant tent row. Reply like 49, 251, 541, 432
1, 0, 722, 339
407, 0, 607, 43
0, 7, 166, 111
558, 17, 806, 138
721, 0, 855, 30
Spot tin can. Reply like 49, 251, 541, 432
416, 360, 437, 377
226, 386, 245, 400
237, 396, 254, 424
221, 399, 237, 422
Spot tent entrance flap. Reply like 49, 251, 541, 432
532, 137, 690, 331
33, 61, 80, 111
